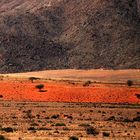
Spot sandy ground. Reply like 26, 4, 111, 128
0, 80, 139, 103
0, 101, 140, 140
3, 69, 140, 84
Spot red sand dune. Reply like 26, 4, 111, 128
0, 80, 140, 104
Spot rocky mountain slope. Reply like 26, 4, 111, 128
0, 0, 140, 73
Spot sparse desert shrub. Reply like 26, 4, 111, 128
123, 118, 133, 123
102, 111, 106, 114
63, 127, 69, 131
90, 110, 93, 112
103, 132, 110, 137
69, 136, 79, 140
79, 123, 90, 127
133, 116, 140, 122
1, 127, 14, 133
36, 114, 40, 119
30, 123, 38, 126
137, 112, 140, 115
26, 110, 33, 119
86, 126, 99, 135
67, 115, 73, 119
107, 116, 115, 121
54, 130, 59, 133
38, 127, 51, 131
45, 116, 50, 119
55, 123, 66, 126
0, 95, 3, 98
127, 80, 133, 87
28, 127, 36, 131
0, 135, 8, 140
83, 81, 92, 87
35, 84, 44, 92
135, 94, 140, 99
51, 114, 59, 119
29, 77, 40, 83
0, 76, 4, 81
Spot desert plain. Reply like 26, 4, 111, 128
0, 69, 139, 140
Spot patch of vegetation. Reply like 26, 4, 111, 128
135, 94, 140, 99
1, 127, 14, 133
35, 84, 44, 92
0, 76, 4, 81
0, 135, 9, 140
55, 123, 66, 126
137, 112, 140, 115
79, 123, 90, 127
45, 116, 50, 119
0, 95, 3, 98
38, 127, 51, 131
103, 132, 110, 137
26, 110, 33, 119
133, 116, 140, 122
67, 116, 73, 119
86, 126, 99, 135
63, 127, 69, 131
54, 130, 59, 133
127, 80, 133, 87
83, 81, 92, 87
51, 114, 59, 119
123, 118, 133, 123
30, 123, 39, 126
107, 116, 115, 121
69, 136, 79, 140
29, 77, 40, 83
28, 127, 36, 131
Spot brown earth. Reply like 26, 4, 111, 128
0, 101, 140, 140
0, 0, 140, 73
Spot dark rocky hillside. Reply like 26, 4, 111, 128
0, 0, 140, 73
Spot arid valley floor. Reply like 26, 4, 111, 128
0, 69, 140, 140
